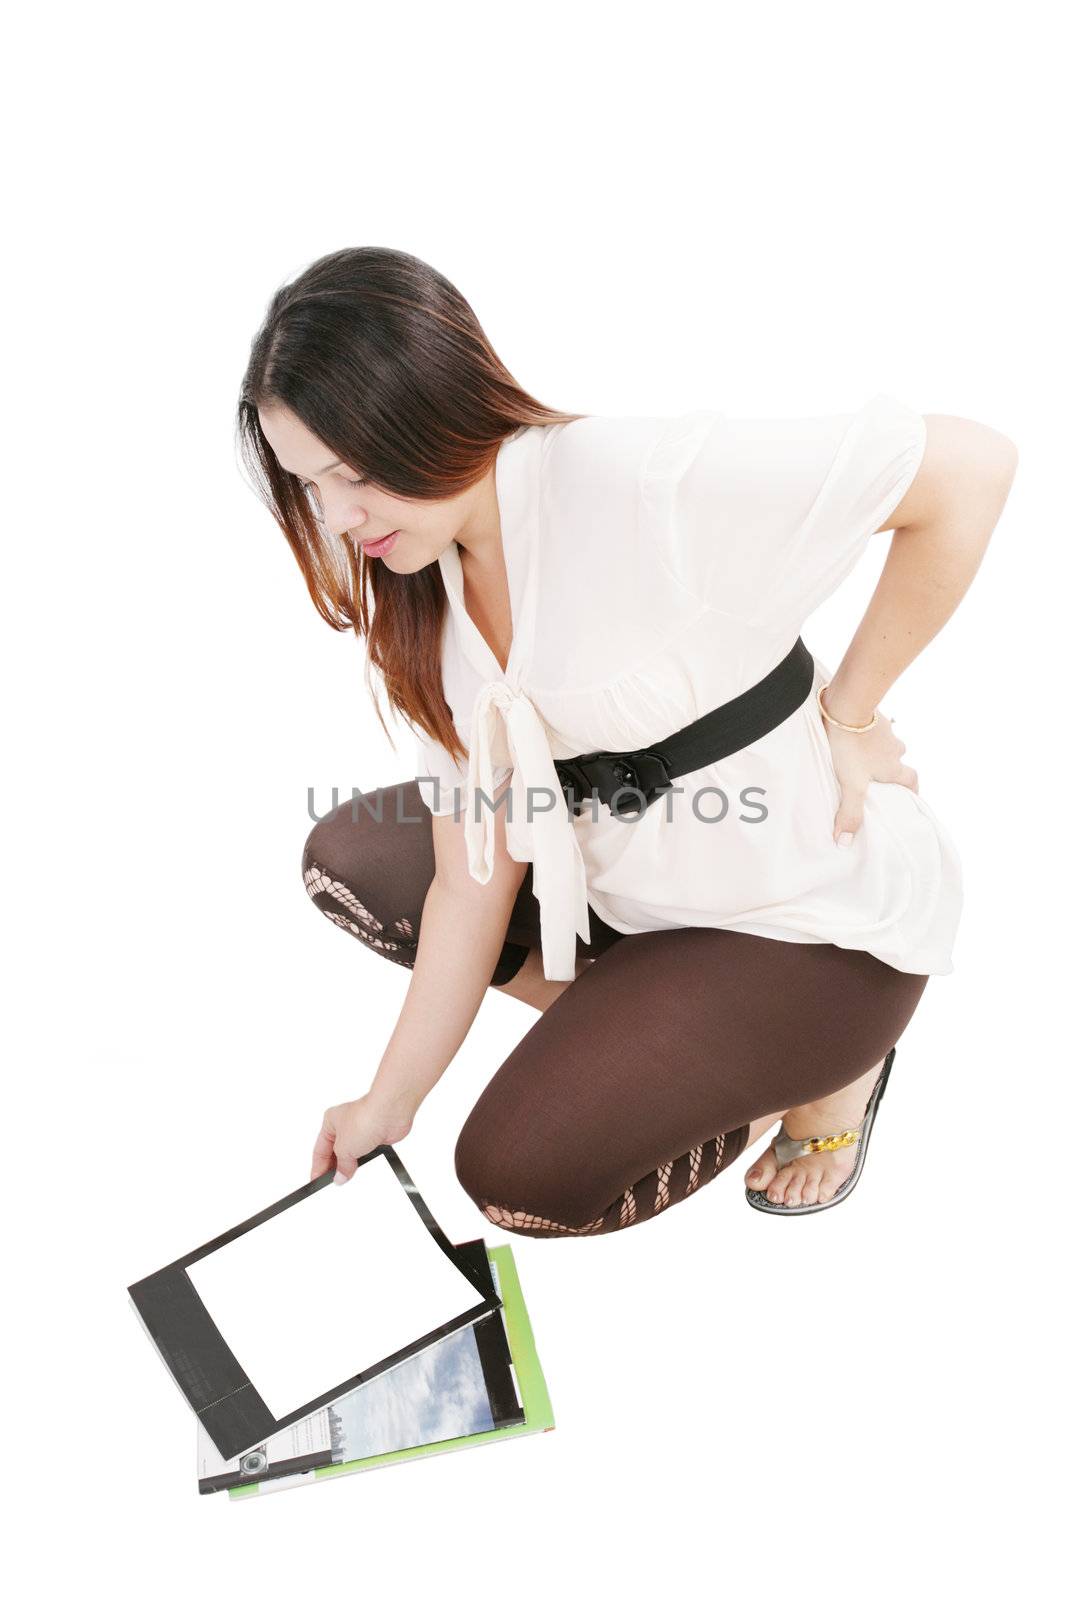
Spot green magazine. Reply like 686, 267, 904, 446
194, 1243, 553, 1499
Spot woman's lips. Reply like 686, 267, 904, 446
361, 530, 400, 557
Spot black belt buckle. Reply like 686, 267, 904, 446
556, 747, 673, 817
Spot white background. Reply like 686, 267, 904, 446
5, 0, 1061, 1592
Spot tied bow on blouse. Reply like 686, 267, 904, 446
463, 679, 592, 982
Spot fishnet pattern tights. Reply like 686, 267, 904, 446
302, 781, 929, 1239
479, 1132, 732, 1237
303, 863, 418, 968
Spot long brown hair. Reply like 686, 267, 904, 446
237, 246, 586, 762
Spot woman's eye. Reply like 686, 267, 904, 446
299, 477, 367, 490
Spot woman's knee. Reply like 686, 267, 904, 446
302, 796, 364, 907
301, 788, 424, 967
453, 1103, 607, 1237
302, 793, 370, 883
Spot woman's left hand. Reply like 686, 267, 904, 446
821, 701, 919, 847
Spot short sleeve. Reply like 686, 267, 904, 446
413, 728, 513, 817
642, 393, 927, 634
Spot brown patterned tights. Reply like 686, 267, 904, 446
303, 781, 929, 1238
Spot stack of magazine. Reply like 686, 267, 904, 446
127, 1146, 554, 1499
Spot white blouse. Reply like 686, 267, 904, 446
412, 395, 963, 983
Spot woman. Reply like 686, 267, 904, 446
239, 246, 1017, 1230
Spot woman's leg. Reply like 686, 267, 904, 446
452, 927, 929, 1237
301, 783, 929, 1232
301, 781, 622, 987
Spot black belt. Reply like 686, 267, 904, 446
553, 636, 815, 817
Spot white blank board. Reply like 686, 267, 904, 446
186, 1156, 485, 1421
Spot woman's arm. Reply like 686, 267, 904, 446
310, 774, 528, 1181
818, 414, 1018, 846
821, 413, 1019, 725
368, 786, 528, 1121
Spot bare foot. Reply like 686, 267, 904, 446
743, 1055, 888, 1207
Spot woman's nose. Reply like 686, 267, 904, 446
330, 516, 366, 541
323, 498, 367, 541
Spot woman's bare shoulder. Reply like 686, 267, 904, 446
876, 413, 1018, 533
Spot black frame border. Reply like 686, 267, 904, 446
128, 1145, 502, 1461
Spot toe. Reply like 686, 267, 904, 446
745, 1146, 776, 1191
784, 1169, 807, 1206
801, 1170, 822, 1206
767, 1163, 792, 1204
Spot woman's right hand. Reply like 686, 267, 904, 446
310, 1093, 414, 1185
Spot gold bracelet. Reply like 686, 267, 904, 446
817, 683, 877, 733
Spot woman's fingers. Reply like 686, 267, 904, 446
833, 785, 867, 846
310, 1119, 337, 1182
333, 1148, 360, 1185
898, 764, 920, 791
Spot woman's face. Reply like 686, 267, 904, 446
257, 403, 488, 573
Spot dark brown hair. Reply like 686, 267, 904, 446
237, 246, 586, 762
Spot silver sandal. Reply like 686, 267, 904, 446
744, 1046, 896, 1215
